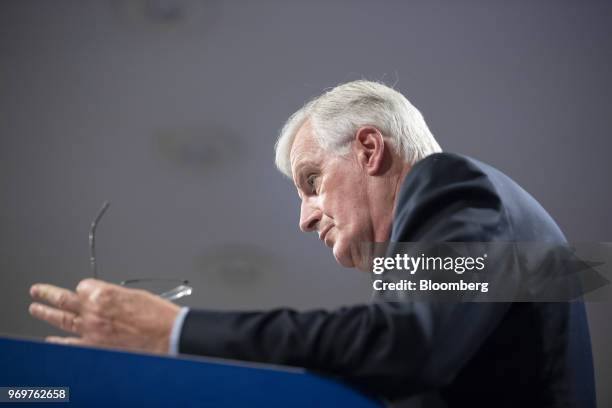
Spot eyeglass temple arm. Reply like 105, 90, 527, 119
89, 201, 110, 279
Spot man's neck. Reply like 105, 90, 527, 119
369, 162, 412, 243
391, 163, 412, 216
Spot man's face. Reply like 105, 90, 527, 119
290, 121, 375, 269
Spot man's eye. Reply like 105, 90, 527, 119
307, 174, 318, 192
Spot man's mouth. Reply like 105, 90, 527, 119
319, 225, 333, 243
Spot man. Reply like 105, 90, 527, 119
29, 80, 595, 406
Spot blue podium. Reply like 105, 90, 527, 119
0, 336, 382, 407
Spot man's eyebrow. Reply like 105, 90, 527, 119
292, 160, 317, 182
291, 161, 317, 197
292, 167, 306, 190
298, 158, 322, 180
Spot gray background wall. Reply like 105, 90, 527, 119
1, 0, 610, 405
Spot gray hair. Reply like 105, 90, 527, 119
274, 80, 442, 178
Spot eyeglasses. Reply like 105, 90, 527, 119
88, 201, 192, 301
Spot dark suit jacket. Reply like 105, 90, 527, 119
179, 153, 596, 407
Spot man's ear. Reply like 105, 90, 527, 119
354, 126, 386, 175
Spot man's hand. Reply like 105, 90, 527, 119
28, 279, 180, 354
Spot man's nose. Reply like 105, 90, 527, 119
299, 198, 321, 233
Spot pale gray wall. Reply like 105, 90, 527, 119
1, 1, 610, 405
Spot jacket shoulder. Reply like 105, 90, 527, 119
392, 153, 506, 241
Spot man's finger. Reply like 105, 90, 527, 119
29, 303, 81, 334
45, 336, 87, 346
76, 278, 128, 317
75, 278, 115, 295
30, 284, 80, 313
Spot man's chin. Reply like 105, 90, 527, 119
333, 244, 355, 268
